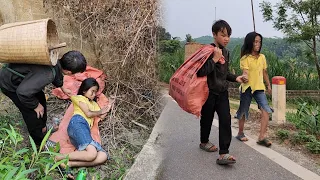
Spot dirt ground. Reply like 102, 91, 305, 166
229, 104, 320, 175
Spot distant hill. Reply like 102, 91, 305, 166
183, 36, 304, 59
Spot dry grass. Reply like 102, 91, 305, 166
42, 0, 162, 177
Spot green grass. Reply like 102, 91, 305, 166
229, 103, 239, 110
158, 48, 185, 83
276, 129, 290, 141
282, 102, 320, 154
0, 91, 140, 179
290, 130, 317, 145
0, 114, 67, 179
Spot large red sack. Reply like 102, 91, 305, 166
169, 45, 215, 117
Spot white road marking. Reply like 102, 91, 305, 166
212, 119, 320, 180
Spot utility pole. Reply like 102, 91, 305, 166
215, 7, 216, 21
251, 0, 256, 31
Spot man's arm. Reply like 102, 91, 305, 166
226, 71, 237, 82
16, 71, 51, 109
197, 47, 223, 77
61, 86, 72, 96
197, 57, 216, 77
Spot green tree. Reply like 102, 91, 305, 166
159, 39, 181, 54
185, 34, 194, 42
260, 0, 320, 87
157, 26, 171, 41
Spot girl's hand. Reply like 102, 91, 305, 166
100, 106, 111, 115
99, 98, 116, 116
267, 85, 272, 95
242, 74, 249, 83
236, 75, 245, 83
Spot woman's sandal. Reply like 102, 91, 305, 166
216, 154, 236, 165
199, 141, 218, 152
235, 133, 248, 142
257, 138, 272, 147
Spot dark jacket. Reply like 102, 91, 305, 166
0, 62, 64, 109
197, 43, 237, 94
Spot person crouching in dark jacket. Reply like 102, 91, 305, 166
0, 51, 87, 146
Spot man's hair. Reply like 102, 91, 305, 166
60, 51, 87, 74
241, 31, 263, 57
211, 20, 232, 36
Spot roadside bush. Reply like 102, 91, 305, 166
276, 129, 290, 141
0, 114, 67, 179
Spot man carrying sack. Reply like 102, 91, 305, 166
0, 51, 87, 146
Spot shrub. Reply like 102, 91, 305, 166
276, 129, 290, 141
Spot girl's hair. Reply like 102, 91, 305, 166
77, 78, 100, 96
241, 32, 263, 57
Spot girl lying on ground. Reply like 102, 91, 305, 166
55, 77, 114, 179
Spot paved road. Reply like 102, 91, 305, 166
156, 99, 303, 180
125, 94, 319, 180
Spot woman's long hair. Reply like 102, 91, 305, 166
241, 32, 263, 57
77, 78, 100, 101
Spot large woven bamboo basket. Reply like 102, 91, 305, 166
0, 19, 64, 66
184, 42, 205, 61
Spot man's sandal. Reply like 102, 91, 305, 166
199, 141, 218, 152
216, 154, 236, 165
235, 133, 248, 142
257, 138, 272, 147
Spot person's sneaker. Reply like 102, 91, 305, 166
46, 117, 61, 134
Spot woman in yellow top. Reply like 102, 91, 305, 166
235, 32, 273, 147
55, 78, 112, 178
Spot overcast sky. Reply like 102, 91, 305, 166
161, 0, 284, 39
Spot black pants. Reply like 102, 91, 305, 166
200, 90, 232, 154
1, 88, 47, 145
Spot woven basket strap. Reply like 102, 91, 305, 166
3, 64, 25, 78
50, 66, 56, 79
2, 64, 55, 79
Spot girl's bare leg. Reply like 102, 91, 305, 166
56, 145, 97, 162
68, 151, 108, 167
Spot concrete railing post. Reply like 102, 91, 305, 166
272, 76, 286, 124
